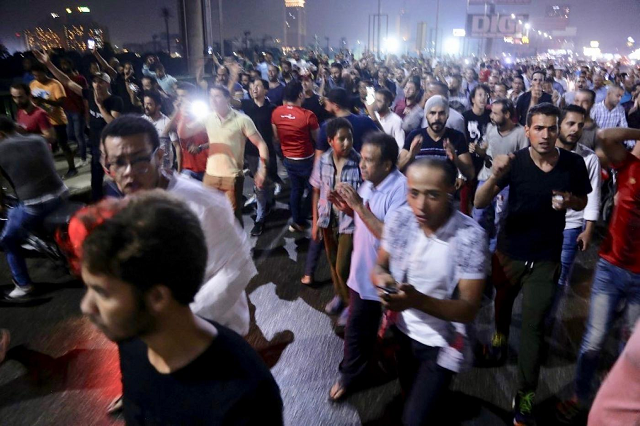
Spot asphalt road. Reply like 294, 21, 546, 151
0, 168, 623, 426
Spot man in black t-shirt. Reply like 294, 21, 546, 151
475, 103, 591, 426
301, 73, 331, 124
400, 95, 475, 181
78, 192, 283, 426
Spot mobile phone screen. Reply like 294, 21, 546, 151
87, 39, 95, 50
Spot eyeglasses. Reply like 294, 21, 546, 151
106, 148, 158, 175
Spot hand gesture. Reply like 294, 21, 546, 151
443, 138, 457, 162
94, 89, 106, 106
411, 67, 419, 76
32, 49, 50, 65
551, 190, 572, 210
327, 190, 349, 212
187, 144, 199, 155
491, 153, 514, 180
409, 134, 423, 157
336, 183, 363, 210
254, 168, 266, 190
576, 229, 591, 252
379, 283, 418, 312
455, 177, 465, 190
469, 142, 477, 154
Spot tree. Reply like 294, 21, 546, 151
160, 7, 172, 53
0, 43, 9, 59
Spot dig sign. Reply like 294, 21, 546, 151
466, 14, 528, 38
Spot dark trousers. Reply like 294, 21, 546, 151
492, 250, 560, 392
89, 133, 104, 201
339, 289, 383, 387
283, 157, 313, 226
395, 329, 454, 426
54, 124, 76, 172
304, 238, 324, 277
65, 111, 87, 160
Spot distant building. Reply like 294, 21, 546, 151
284, 0, 306, 49
24, 8, 109, 52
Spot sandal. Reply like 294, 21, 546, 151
107, 394, 124, 415
328, 379, 349, 402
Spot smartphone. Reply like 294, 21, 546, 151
365, 86, 375, 106
87, 39, 95, 50
376, 285, 399, 295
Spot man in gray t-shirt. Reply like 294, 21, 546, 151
472, 100, 528, 252
0, 117, 67, 299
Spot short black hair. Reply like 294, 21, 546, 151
451, 74, 462, 82
252, 78, 269, 91
101, 115, 160, 157
526, 102, 560, 127
492, 98, 515, 117
470, 84, 490, 102
30, 62, 47, 73
327, 88, 351, 109
532, 70, 546, 79
326, 117, 354, 141
82, 190, 207, 306
331, 62, 343, 71
209, 84, 231, 98
409, 158, 457, 187
10, 82, 31, 96
577, 88, 596, 104
143, 90, 163, 107
429, 81, 450, 98
544, 77, 555, 84
283, 81, 303, 102
141, 75, 158, 86
560, 104, 587, 124
375, 87, 393, 105
0, 116, 16, 134
176, 81, 198, 94
362, 132, 398, 170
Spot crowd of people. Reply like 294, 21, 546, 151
1, 45, 640, 426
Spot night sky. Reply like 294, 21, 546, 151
1, 0, 639, 54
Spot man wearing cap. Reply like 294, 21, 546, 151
33, 50, 124, 200
399, 95, 475, 181
317, 88, 381, 155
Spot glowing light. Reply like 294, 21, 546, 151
628, 37, 635, 43
590, 40, 599, 48
382, 37, 400, 54
191, 101, 209, 119
510, 14, 515, 19
51, 13, 60, 18
66, 8, 72, 13
518, 20, 522, 24
452, 29, 466, 37
524, 23, 531, 30
77, 6, 90, 12
443, 38, 460, 55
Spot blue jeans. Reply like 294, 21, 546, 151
574, 258, 640, 404
255, 181, 274, 223
181, 169, 205, 181
0, 198, 64, 285
471, 180, 509, 253
559, 227, 583, 286
283, 157, 313, 226
65, 111, 87, 160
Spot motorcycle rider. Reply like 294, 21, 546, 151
0, 116, 69, 299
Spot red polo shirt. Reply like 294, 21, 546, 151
16, 106, 52, 135
599, 152, 640, 273
271, 105, 319, 159
176, 111, 208, 173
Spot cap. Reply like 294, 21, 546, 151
93, 72, 111, 84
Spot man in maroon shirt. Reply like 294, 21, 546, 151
10, 83, 55, 143
271, 81, 320, 232
557, 127, 640, 423
60, 57, 89, 166
173, 82, 208, 181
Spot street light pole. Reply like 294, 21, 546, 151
218, 0, 224, 57
434, 0, 440, 57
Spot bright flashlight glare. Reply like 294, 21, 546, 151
382, 37, 400, 54
443, 38, 460, 55
191, 100, 209, 119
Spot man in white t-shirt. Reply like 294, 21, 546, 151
367, 87, 405, 152
372, 158, 488, 424
142, 90, 178, 170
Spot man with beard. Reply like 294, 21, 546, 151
400, 95, 475, 182
329, 62, 346, 90
471, 99, 527, 252
475, 103, 591, 426
267, 64, 285, 106
301, 72, 330, 124
555, 105, 601, 287
448, 74, 470, 113
516, 70, 552, 126
561, 74, 588, 107
10, 83, 55, 143
77, 191, 282, 425
573, 89, 598, 150
142, 90, 179, 171
394, 80, 423, 133
367, 88, 404, 151
374, 66, 396, 98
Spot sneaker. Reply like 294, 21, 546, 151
244, 194, 257, 208
555, 397, 587, 424
513, 391, 536, 426
250, 221, 264, 237
274, 183, 282, 195
288, 223, 305, 233
0, 329, 10, 364
325, 296, 344, 315
63, 169, 79, 180
78, 159, 89, 168
478, 332, 508, 366
336, 307, 349, 328
7, 283, 34, 300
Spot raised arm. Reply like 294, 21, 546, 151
91, 48, 117, 79
32, 50, 83, 96
596, 128, 640, 164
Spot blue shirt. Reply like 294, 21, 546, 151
267, 83, 285, 106
142, 65, 178, 97
317, 114, 380, 152
309, 148, 362, 233
346, 169, 408, 301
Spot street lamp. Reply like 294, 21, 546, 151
524, 23, 531, 30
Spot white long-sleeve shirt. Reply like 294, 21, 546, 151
376, 110, 405, 152
167, 173, 256, 335
565, 143, 601, 230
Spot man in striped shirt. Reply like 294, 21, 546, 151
591, 85, 627, 130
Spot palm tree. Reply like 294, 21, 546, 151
152, 34, 159, 53
160, 7, 172, 53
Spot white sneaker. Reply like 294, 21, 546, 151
7, 284, 33, 299
244, 194, 257, 207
